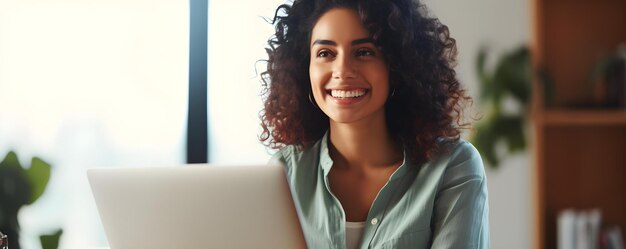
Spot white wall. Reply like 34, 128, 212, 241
424, 0, 532, 248
207, 0, 286, 164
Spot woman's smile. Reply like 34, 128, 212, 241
325, 88, 370, 105
327, 88, 368, 98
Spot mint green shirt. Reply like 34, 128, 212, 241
270, 132, 489, 249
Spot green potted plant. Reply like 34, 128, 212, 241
589, 44, 626, 108
0, 151, 62, 249
471, 46, 532, 168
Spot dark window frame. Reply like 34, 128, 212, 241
187, 0, 208, 163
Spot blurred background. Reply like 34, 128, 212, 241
0, 0, 624, 248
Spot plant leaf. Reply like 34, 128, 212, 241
0, 151, 31, 210
498, 116, 526, 152
24, 157, 51, 204
40, 229, 63, 249
0, 151, 22, 169
0, 166, 31, 228
506, 48, 531, 103
493, 47, 531, 104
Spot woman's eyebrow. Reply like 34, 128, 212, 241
311, 37, 374, 46
312, 39, 336, 46
351, 38, 374, 45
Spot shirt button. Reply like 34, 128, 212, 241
371, 218, 378, 225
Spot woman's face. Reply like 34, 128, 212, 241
309, 8, 390, 125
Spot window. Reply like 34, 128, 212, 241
0, 0, 188, 248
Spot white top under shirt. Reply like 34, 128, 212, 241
345, 221, 366, 249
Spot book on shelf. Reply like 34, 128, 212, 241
557, 209, 601, 249
558, 208, 624, 249
600, 226, 625, 249
559, 209, 577, 249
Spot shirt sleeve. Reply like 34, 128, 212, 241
430, 141, 490, 249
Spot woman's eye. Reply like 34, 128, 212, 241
355, 49, 375, 57
317, 50, 333, 58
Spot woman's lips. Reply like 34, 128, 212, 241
325, 88, 369, 104
327, 89, 367, 98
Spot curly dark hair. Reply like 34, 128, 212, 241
259, 0, 471, 163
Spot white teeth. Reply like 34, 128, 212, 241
330, 89, 366, 98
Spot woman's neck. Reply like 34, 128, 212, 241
328, 116, 402, 171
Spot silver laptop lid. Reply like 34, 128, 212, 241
88, 165, 306, 249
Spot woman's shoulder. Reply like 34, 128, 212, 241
268, 140, 324, 183
268, 139, 324, 169
268, 145, 296, 167
269, 144, 292, 159
438, 138, 486, 180
418, 139, 485, 183
446, 139, 481, 163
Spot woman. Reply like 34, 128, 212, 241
259, 0, 489, 248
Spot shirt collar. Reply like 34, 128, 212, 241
319, 130, 411, 180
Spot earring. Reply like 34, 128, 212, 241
390, 87, 396, 97
309, 92, 316, 106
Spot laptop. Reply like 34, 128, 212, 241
87, 164, 307, 249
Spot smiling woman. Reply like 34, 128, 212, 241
260, 0, 490, 248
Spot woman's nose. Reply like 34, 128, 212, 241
332, 53, 357, 79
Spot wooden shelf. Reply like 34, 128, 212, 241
538, 110, 626, 126
531, 0, 626, 247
